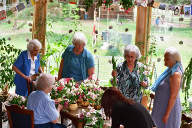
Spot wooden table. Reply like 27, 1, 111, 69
60, 107, 86, 128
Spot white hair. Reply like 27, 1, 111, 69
72, 32, 87, 45
27, 39, 42, 51
36, 73, 55, 90
124, 45, 141, 60
165, 47, 181, 62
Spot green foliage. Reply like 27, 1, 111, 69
97, 0, 113, 7
43, 4, 81, 75
120, 0, 134, 10
84, 0, 94, 11
8, 95, 27, 107
41, 32, 72, 75
112, 56, 117, 87
0, 38, 22, 89
182, 58, 192, 103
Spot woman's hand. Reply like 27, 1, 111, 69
162, 114, 169, 124
140, 81, 148, 88
112, 70, 117, 77
24, 76, 31, 83
57, 104, 63, 112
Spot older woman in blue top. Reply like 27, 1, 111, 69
12, 39, 43, 97
151, 47, 183, 128
112, 45, 148, 103
27, 73, 66, 128
58, 32, 95, 81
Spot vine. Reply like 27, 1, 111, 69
182, 58, 192, 103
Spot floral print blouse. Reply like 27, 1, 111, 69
117, 61, 148, 103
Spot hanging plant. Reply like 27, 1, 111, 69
97, 0, 113, 8
84, 0, 94, 11
182, 58, 192, 103
120, 0, 134, 10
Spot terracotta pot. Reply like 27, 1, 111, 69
81, 101, 89, 107
94, 105, 101, 110
77, 98, 83, 105
68, 103, 78, 111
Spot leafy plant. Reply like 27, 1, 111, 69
112, 56, 117, 87
0, 38, 21, 90
120, 0, 134, 10
43, 3, 81, 75
97, 0, 113, 7
84, 0, 94, 11
78, 106, 106, 128
7, 94, 27, 107
182, 58, 192, 103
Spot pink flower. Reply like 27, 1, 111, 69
57, 86, 64, 91
75, 83, 79, 88
64, 78, 72, 84
64, 101, 69, 108
80, 113, 84, 119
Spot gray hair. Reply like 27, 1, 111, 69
36, 73, 55, 90
124, 45, 141, 60
72, 32, 87, 45
165, 47, 181, 62
27, 39, 42, 51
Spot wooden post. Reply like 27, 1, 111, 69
135, 6, 152, 60
32, 0, 47, 56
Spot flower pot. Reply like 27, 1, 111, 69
77, 98, 83, 106
69, 103, 78, 111
94, 105, 101, 110
81, 101, 89, 107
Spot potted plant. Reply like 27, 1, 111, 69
78, 106, 106, 128
0, 38, 21, 92
182, 58, 192, 104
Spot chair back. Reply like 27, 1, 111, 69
5, 104, 34, 128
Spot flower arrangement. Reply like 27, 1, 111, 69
51, 78, 82, 106
51, 78, 104, 109
6, 94, 26, 108
77, 106, 106, 128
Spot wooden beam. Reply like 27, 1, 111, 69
135, 6, 152, 61
32, 0, 47, 55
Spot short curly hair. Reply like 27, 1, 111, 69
124, 45, 141, 60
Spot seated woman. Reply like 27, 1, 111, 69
27, 73, 66, 128
12, 39, 43, 96
58, 32, 95, 82
112, 45, 148, 103
101, 87, 156, 128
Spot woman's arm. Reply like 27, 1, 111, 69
58, 59, 64, 81
88, 67, 95, 79
38, 67, 43, 73
51, 104, 63, 124
162, 72, 181, 124
12, 65, 31, 82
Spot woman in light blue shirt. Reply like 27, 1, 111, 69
27, 73, 66, 128
12, 39, 43, 96
58, 32, 95, 81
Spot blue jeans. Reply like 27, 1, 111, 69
35, 123, 66, 128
